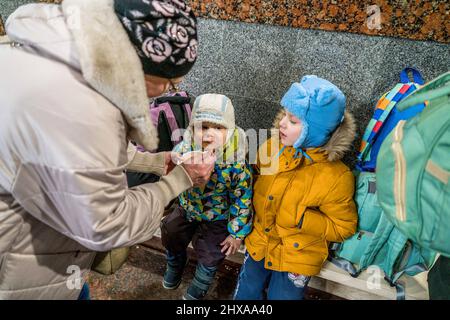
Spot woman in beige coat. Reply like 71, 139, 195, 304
0, 0, 213, 299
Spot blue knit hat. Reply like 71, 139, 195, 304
280, 75, 346, 149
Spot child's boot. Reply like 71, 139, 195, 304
162, 251, 188, 290
183, 263, 217, 300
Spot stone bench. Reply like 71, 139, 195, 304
148, 228, 430, 300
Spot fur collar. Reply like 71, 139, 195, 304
62, 0, 157, 150
272, 109, 356, 162
0, 36, 10, 43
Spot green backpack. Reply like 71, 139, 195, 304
329, 171, 436, 299
329, 70, 437, 299
377, 71, 450, 258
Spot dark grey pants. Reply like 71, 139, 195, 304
160, 206, 229, 267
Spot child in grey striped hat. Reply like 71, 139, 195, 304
161, 94, 254, 300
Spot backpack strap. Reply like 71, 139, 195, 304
392, 264, 428, 286
381, 264, 427, 300
328, 256, 360, 277
181, 95, 192, 126
150, 102, 181, 143
150, 91, 193, 147
388, 240, 430, 300
390, 280, 406, 300
156, 94, 191, 105
184, 102, 192, 122
400, 68, 424, 85
357, 214, 395, 269
357, 83, 418, 163
380, 227, 431, 300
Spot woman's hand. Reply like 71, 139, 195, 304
164, 152, 177, 175
180, 150, 216, 187
220, 235, 242, 256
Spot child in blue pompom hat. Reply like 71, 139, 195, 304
234, 75, 358, 300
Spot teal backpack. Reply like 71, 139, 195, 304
377, 71, 450, 258
329, 69, 437, 299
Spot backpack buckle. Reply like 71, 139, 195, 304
384, 276, 396, 287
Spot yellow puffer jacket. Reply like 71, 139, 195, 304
245, 111, 358, 276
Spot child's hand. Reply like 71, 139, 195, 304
220, 235, 242, 256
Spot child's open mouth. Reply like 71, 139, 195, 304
280, 132, 287, 139
202, 141, 213, 149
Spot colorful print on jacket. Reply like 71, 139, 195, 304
174, 129, 253, 239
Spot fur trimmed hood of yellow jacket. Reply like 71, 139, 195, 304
273, 109, 357, 162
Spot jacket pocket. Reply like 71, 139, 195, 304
275, 204, 310, 230
281, 234, 328, 266
295, 206, 307, 229
296, 208, 328, 240
282, 233, 325, 251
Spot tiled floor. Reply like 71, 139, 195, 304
87, 245, 240, 300
87, 244, 343, 300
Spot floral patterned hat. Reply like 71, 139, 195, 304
114, 0, 198, 79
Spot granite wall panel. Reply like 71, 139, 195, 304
1, 1, 449, 166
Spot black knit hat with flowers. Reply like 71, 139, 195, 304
114, 0, 198, 79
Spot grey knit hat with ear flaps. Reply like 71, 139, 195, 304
190, 94, 236, 130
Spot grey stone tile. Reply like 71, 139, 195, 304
195, 18, 226, 63
226, 94, 281, 133
180, 18, 226, 97
291, 29, 391, 102
288, 29, 396, 140
1, 0, 36, 21
180, 64, 224, 98
286, 29, 448, 147
362, 40, 449, 114
379, 37, 450, 87
217, 20, 300, 102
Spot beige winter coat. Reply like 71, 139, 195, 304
0, 0, 193, 299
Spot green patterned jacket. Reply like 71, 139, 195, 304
174, 130, 253, 239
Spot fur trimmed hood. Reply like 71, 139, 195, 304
6, 0, 157, 150
62, 0, 157, 150
273, 109, 357, 162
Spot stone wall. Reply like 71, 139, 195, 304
179, 17, 449, 165
1, 1, 449, 166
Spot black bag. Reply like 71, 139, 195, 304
150, 91, 193, 152
127, 91, 193, 185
